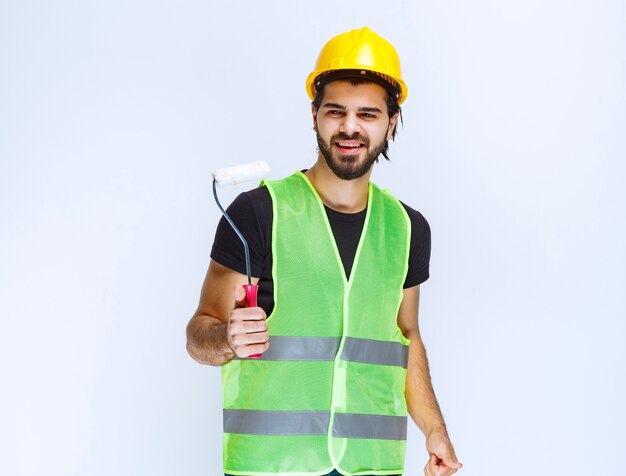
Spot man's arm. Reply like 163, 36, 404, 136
398, 285, 462, 475
186, 259, 269, 366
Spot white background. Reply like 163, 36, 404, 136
1, 1, 625, 475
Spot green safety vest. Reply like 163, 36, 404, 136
222, 172, 412, 475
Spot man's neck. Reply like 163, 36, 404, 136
304, 157, 372, 213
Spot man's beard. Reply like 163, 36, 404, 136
316, 132, 386, 180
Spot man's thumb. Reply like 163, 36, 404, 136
233, 285, 246, 308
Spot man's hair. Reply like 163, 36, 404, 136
311, 77, 403, 161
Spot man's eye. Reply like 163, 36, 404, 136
328, 110, 344, 116
360, 113, 376, 119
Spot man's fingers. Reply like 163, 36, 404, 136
228, 314, 268, 343
425, 453, 462, 476
227, 305, 269, 357
230, 307, 267, 326
230, 329, 269, 346
443, 459, 463, 469
436, 466, 459, 476
228, 329, 269, 357
434, 451, 462, 470
237, 340, 270, 358
424, 454, 437, 475
232, 317, 268, 333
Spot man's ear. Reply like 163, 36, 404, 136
386, 112, 399, 141
311, 104, 318, 132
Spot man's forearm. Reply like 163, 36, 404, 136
405, 331, 448, 437
186, 314, 234, 366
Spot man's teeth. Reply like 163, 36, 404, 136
338, 143, 361, 148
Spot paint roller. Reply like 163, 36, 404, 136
212, 160, 271, 358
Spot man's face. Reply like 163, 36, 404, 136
313, 80, 398, 180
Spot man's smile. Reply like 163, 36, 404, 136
333, 135, 368, 155
335, 142, 364, 155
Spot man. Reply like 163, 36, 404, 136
187, 27, 462, 476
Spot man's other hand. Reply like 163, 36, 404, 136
424, 428, 462, 476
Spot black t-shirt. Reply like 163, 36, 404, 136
211, 185, 431, 316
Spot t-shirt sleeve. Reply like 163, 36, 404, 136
210, 187, 270, 278
402, 203, 431, 288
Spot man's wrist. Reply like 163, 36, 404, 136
425, 422, 448, 439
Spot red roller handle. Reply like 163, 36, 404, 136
243, 284, 262, 359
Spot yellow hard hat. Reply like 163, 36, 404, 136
306, 27, 408, 105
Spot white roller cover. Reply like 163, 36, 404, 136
212, 161, 271, 187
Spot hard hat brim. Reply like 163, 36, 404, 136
310, 69, 403, 104
306, 68, 408, 105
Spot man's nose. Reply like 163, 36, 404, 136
339, 113, 361, 135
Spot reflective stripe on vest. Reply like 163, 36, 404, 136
234, 336, 409, 367
224, 409, 407, 440
224, 409, 329, 435
341, 337, 409, 368
333, 413, 408, 440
